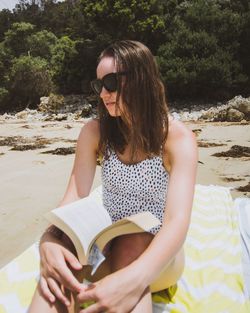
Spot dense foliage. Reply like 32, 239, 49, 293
0, 0, 249, 112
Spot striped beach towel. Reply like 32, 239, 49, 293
153, 185, 250, 312
0, 184, 249, 313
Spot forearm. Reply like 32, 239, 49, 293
131, 218, 190, 287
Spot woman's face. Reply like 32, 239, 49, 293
96, 56, 124, 117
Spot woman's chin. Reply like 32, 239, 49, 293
106, 109, 121, 117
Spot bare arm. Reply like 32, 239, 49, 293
58, 118, 100, 206
39, 119, 100, 305
44, 118, 100, 237
131, 121, 198, 285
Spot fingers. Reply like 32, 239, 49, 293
54, 260, 83, 293
63, 248, 83, 270
42, 248, 83, 293
39, 275, 56, 303
40, 242, 84, 304
47, 277, 71, 307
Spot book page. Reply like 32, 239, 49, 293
46, 194, 112, 264
87, 244, 106, 275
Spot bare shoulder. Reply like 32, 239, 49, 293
164, 117, 197, 165
168, 118, 195, 142
77, 118, 100, 150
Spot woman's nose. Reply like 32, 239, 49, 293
100, 86, 111, 98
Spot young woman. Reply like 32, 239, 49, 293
29, 40, 198, 313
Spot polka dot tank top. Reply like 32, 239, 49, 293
101, 149, 169, 235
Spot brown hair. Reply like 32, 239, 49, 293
97, 40, 169, 162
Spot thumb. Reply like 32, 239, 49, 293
63, 248, 82, 270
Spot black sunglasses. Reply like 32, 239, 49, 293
91, 72, 126, 95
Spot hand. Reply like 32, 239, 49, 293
39, 232, 83, 306
77, 267, 146, 313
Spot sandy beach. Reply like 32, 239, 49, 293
0, 117, 249, 268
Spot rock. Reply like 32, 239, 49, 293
40, 96, 49, 106
213, 109, 228, 122
0, 113, 14, 120
53, 113, 68, 121
38, 94, 93, 117
41, 94, 65, 113
14, 109, 45, 121
200, 108, 216, 121
15, 110, 29, 119
174, 110, 203, 121
228, 95, 250, 120
43, 114, 55, 121
238, 102, 250, 118
171, 112, 181, 120
81, 103, 92, 117
199, 100, 247, 122
226, 108, 245, 122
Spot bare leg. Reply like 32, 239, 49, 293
110, 233, 154, 313
109, 233, 184, 312
28, 234, 81, 313
130, 287, 153, 313
28, 283, 73, 313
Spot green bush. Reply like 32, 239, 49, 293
8, 56, 54, 111
27, 30, 58, 60
156, 1, 248, 100
4, 22, 35, 57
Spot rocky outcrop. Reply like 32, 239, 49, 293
228, 95, 250, 119
173, 96, 250, 122
0, 95, 249, 123
200, 96, 249, 122
38, 94, 93, 117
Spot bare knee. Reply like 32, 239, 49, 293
28, 284, 71, 313
110, 232, 153, 271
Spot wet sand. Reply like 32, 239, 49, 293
0, 118, 249, 268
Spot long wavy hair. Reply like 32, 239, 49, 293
97, 40, 169, 162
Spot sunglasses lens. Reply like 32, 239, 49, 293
103, 73, 117, 92
91, 80, 102, 95
91, 73, 120, 95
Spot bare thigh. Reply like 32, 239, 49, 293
110, 232, 154, 271
109, 232, 185, 292
28, 283, 73, 313
39, 232, 184, 312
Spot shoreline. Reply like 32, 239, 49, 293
0, 118, 249, 268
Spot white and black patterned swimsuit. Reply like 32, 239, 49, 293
101, 149, 169, 235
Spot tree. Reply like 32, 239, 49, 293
80, 0, 166, 52
27, 30, 58, 60
238, 9, 250, 94
0, 9, 14, 42
0, 42, 9, 85
8, 56, 53, 110
4, 22, 35, 57
13, 0, 42, 28
157, 0, 248, 100
50, 36, 78, 93
0, 0, 249, 109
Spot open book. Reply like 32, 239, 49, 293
45, 191, 161, 275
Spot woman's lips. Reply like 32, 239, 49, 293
105, 102, 116, 107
